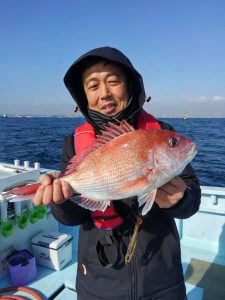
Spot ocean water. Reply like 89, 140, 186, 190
0, 116, 225, 187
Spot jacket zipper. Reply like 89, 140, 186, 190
128, 246, 137, 300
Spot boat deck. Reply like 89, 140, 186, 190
0, 162, 225, 300
1, 223, 224, 300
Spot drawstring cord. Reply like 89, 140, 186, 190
125, 216, 143, 264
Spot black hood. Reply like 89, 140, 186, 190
64, 46, 146, 130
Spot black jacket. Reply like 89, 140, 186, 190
51, 120, 200, 300
51, 47, 201, 299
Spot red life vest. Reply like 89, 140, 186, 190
74, 109, 161, 230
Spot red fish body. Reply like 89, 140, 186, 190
63, 121, 197, 214
4, 121, 197, 215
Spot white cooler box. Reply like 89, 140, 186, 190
31, 231, 73, 270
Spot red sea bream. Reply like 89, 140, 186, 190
62, 120, 197, 215
4, 121, 197, 215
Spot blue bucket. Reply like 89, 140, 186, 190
7, 249, 37, 286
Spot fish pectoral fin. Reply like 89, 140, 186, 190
71, 196, 110, 212
138, 189, 157, 216
113, 176, 149, 196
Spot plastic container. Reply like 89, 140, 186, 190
7, 249, 37, 286
37, 205, 46, 219
29, 208, 38, 224
17, 214, 28, 229
2, 220, 13, 237
31, 231, 73, 270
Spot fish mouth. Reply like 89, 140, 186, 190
192, 148, 197, 158
179, 142, 197, 166
189, 142, 197, 160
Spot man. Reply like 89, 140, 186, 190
33, 46, 201, 299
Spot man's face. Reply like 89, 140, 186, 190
82, 62, 129, 116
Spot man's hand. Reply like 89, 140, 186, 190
155, 176, 187, 209
33, 172, 73, 206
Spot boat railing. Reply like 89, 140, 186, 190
176, 185, 225, 265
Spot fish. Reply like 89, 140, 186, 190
2, 120, 197, 215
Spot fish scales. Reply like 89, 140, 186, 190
65, 131, 152, 199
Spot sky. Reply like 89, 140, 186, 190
0, 0, 225, 117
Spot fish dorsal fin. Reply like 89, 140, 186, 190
96, 119, 135, 143
65, 120, 135, 175
65, 142, 99, 175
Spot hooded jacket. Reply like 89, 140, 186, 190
63, 46, 147, 131
51, 46, 201, 300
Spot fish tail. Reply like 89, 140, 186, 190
1, 183, 40, 202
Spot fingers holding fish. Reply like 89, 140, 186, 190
160, 176, 186, 195
51, 171, 62, 179
61, 180, 73, 199
169, 176, 187, 191
52, 179, 63, 203
39, 172, 61, 185
33, 173, 73, 206
42, 184, 54, 206
33, 185, 45, 206
33, 174, 53, 206
155, 176, 187, 208
49, 180, 73, 204
52, 179, 73, 204
39, 173, 54, 186
48, 173, 73, 201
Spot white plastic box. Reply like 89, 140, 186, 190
31, 231, 73, 270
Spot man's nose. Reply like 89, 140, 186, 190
99, 83, 111, 98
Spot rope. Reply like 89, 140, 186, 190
0, 286, 44, 300
125, 216, 143, 264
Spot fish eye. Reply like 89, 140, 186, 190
168, 136, 179, 148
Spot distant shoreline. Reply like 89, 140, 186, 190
0, 114, 224, 119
